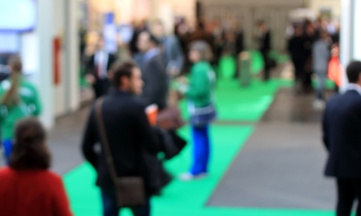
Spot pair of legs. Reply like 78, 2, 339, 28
2, 139, 12, 164
190, 125, 210, 175
261, 50, 271, 81
101, 189, 150, 216
292, 59, 305, 93
336, 179, 361, 216
315, 70, 327, 101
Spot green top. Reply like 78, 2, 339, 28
0, 76, 42, 140
186, 61, 216, 107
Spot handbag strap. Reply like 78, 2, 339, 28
95, 98, 119, 182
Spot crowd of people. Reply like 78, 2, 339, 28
0, 15, 357, 216
287, 18, 341, 109
81, 19, 220, 216
81, 18, 278, 85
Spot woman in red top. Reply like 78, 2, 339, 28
0, 118, 73, 216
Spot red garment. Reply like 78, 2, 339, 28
0, 167, 73, 216
328, 56, 343, 87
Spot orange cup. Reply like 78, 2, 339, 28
146, 104, 158, 126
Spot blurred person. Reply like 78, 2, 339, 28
0, 56, 41, 163
257, 21, 272, 81
130, 20, 147, 56
82, 62, 159, 216
303, 20, 317, 92
0, 118, 72, 216
312, 30, 331, 109
332, 24, 340, 44
189, 20, 214, 50
86, 35, 117, 99
328, 44, 343, 92
235, 26, 245, 57
213, 31, 224, 72
287, 25, 308, 92
222, 31, 237, 57
176, 22, 192, 73
322, 61, 361, 216
137, 31, 168, 110
151, 20, 184, 77
222, 30, 238, 78
175, 21, 191, 58
178, 41, 216, 180
285, 22, 294, 39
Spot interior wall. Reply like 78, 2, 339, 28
307, 0, 341, 19
200, 0, 308, 51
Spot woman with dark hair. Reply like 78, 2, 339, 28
178, 41, 217, 180
0, 56, 42, 162
0, 118, 73, 216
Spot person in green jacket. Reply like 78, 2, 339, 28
0, 56, 42, 163
179, 41, 216, 180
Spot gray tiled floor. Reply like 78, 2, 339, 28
208, 88, 336, 210
48, 108, 90, 174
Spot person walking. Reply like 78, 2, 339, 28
82, 62, 160, 216
287, 25, 308, 92
257, 21, 272, 81
86, 35, 117, 99
0, 56, 42, 163
313, 30, 331, 109
0, 118, 73, 216
151, 20, 184, 78
179, 41, 216, 180
322, 61, 361, 216
136, 31, 168, 110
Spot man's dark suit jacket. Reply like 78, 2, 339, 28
86, 53, 117, 79
323, 90, 361, 178
259, 30, 271, 52
139, 53, 168, 110
236, 31, 245, 55
86, 53, 117, 98
81, 90, 159, 194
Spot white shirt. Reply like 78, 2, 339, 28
346, 83, 361, 95
95, 50, 109, 79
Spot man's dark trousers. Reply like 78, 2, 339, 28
336, 179, 361, 216
101, 189, 150, 216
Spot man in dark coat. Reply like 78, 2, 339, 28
136, 31, 168, 110
86, 36, 117, 98
82, 62, 159, 216
257, 21, 272, 81
322, 61, 361, 216
287, 25, 308, 91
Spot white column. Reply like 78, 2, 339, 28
64, 0, 80, 112
352, 0, 361, 60
340, 0, 352, 67
36, 0, 55, 128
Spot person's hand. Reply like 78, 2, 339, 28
86, 74, 96, 84
177, 76, 188, 84
168, 68, 180, 77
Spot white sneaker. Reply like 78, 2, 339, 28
179, 173, 208, 181
313, 100, 325, 110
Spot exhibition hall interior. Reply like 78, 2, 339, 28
1, 0, 361, 216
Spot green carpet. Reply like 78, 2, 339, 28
179, 79, 292, 121
63, 126, 254, 216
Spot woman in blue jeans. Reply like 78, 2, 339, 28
179, 41, 216, 180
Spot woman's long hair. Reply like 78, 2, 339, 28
1, 56, 22, 107
10, 118, 51, 170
